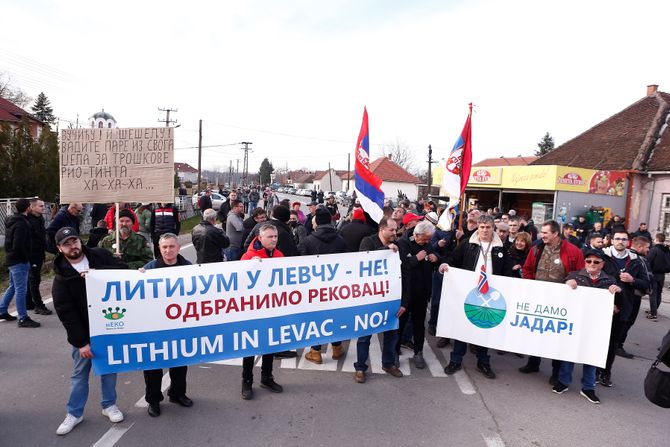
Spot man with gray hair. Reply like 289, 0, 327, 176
397, 220, 440, 369
192, 208, 230, 264
439, 214, 507, 379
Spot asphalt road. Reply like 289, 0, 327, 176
1, 203, 669, 446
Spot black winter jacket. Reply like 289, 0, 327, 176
244, 219, 298, 257
27, 213, 46, 264
191, 220, 230, 264
397, 231, 440, 308
601, 247, 651, 321
338, 220, 375, 253
448, 233, 506, 275
298, 225, 347, 255
52, 246, 128, 348
4, 213, 31, 266
647, 244, 670, 276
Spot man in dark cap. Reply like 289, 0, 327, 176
99, 209, 153, 269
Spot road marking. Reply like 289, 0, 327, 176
341, 341, 357, 373
297, 346, 339, 371
91, 422, 135, 447
483, 434, 506, 446
420, 340, 448, 377
454, 370, 477, 395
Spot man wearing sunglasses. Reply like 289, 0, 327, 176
554, 249, 621, 404
598, 231, 651, 387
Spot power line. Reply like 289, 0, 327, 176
158, 107, 178, 127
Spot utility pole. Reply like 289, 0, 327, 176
426, 144, 437, 198
158, 107, 178, 127
196, 119, 202, 194
228, 160, 233, 188
240, 142, 253, 187
236, 159, 240, 188
328, 162, 333, 191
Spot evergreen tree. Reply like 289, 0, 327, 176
258, 158, 274, 185
535, 132, 555, 156
31, 92, 56, 125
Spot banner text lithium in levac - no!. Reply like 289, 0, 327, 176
86, 251, 401, 374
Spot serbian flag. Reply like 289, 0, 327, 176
438, 104, 473, 230
354, 107, 384, 223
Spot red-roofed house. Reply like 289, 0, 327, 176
369, 156, 421, 201
313, 169, 343, 192
0, 97, 46, 138
174, 162, 199, 183
473, 156, 538, 167
532, 84, 670, 233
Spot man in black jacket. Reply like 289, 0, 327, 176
647, 233, 670, 320
439, 215, 506, 379
397, 220, 440, 369
300, 207, 348, 364
243, 205, 297, 257
198, 189, 213, 213
354, 217, 404, 383
191, 208, 230, 264
150, 203, 180, 258
52, 227, 128, 435
217, 190, 238, 226
338, 207, 375, 252
26, 198, 52, 315
242, 207, 267, 245
0, 198, 40, 327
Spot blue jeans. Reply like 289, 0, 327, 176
428, 272, 443, 328
311, 341, 341, 351
450, 340, 490, 365
558, 361, 596, 391
0, 262, 30, 320
67, 347, 117, 417
354, 331, 398, 371
247, 201, 257, 214
224, 247, 242, 262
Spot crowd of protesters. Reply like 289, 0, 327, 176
1, 190, 666, 435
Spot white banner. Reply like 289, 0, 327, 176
86, 250, 401, 374
437, 267, 614, 367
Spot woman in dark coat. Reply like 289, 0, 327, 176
504, 232, 532, 278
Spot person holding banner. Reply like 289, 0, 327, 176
239, 224, 285, 399
440, 215, 505, 379
51, 227, 127, 435
554, 249, 621, 404
140, 233, 194, 417
354, 216, 404, 382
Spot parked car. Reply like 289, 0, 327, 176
191, 191, 225, 210
287, 188, 297, 195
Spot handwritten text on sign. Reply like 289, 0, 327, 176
86, 250, 402, 374
59, 127, 174, 203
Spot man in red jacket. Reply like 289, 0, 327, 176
239, 224, 284, 400
519, 220, 585, 383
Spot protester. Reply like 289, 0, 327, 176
325, 194, 340, 222
140, 233, 194, 417
291, 201, 306, 224
150, 203, 180, 258
240, 224, 284, 399
103, 203, 139, 232
52, 227, 127, 435
646, 233, 670, 320
26, 198, 52, 315
496, 222, 511, 250
440, 215, 505, 379
243, 205, 298, 257
248, 187, 260, 214
303, 201, 318, 235
191, 209, 230, 264
554, 249, 621, 404
199, 189, 213, 213
225, 199, 245, 261
300, 207, 348, 364
288, 210, 308, 245
574, 215, 591, 245
338, 208, 375, 252
87, 220, 109, 248
582, 232, 604, 256
426, 212, 454, 348
504, 232, 531, 278
354, 217, 404, 382
520, 220, 585, 384
243, 207, 267, 244
99, 210, 153, 269
317, 190, 324, 204
631, 222, 652, 242
0, 198, 40, 327
46, 202, 83, 251
397, 220, 439, 369
562, 223, 582, 248
217, 190, 238, 226
135, 203, 152, 243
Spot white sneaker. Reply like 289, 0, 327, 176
56, 414, 83, 435
101, 405, 124, 423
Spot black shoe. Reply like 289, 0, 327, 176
444, 361, 462, 375
477, 362, 496, 379
260, 377, 283, 393
18, 317, 40, 328
580, 389, 601, 404
168, 395, 193, 407
273, 350, 297, 359
34, 306, 53, 315
147, 403, 161, 417
0, 313, 17, 321
241, 380, 253, 400
599, 373, 613, 387
615, 347, 634, 359
518, 364, 540, 374
552, 382, 568, 394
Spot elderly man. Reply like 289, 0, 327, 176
496, 222, 511, 250
47, 202, 83, 250
99, 209, 153, 269
141, 233, 194, 416
440, 215, 506, 379
240, 224, 284, 399
554, 249, 621, 404
191, 208, 230, 264
397, 220, 440, 369
354, 217, 403, 382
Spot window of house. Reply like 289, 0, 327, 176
98, 121, 103, 128
661, 193, 670, 236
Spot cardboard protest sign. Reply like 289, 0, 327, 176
60, 127, 174, 203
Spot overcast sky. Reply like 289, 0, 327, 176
2, 0, 669, 175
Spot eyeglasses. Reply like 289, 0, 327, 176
613, 237, 628, 242
584, 259, 602, 265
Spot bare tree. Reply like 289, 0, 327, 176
382, 138, 416, 172
0, 73, 32, 108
